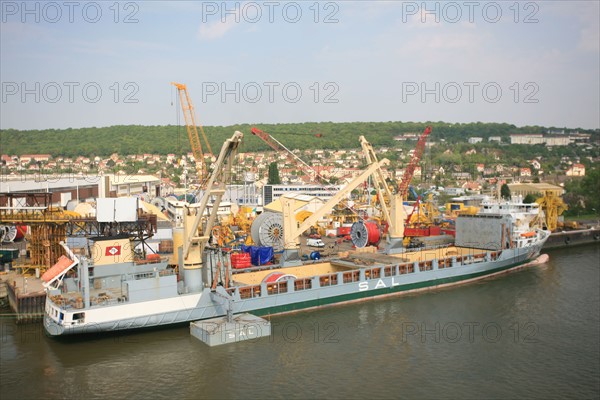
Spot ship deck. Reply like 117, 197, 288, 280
231, 246, 488, 286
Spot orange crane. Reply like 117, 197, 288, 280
251, 127, 325, 183
397, 126, 432, 198
171, 82, 213, 182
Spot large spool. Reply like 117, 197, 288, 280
350, 221, 381, 248
250, 212, 284, 251
0, 225, 26, 243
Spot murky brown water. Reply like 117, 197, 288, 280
1, 244, 598, 399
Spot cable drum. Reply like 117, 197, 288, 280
1, 225, 17, 243
250, 212, 284, 251
151, 197, 167, 211
350, 220, 381, 248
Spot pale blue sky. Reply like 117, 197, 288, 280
1, 1, 599, 130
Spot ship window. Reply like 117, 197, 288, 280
73, 312, 85, 322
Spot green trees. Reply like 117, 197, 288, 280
268, 162, 281, 184
523, 193, 541, 204
563, 166, 600, 215
1, 122, 596, 157
501, 183, 511, 200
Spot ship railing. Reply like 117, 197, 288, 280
92, 297, 118, 307
134, 258, 164, 266
457, 252, 488, 265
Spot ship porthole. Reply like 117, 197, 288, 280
564, 237, 571, 245
594, 234, 599, 241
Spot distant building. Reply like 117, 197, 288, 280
468, 137, 483, 144
0, 175, 102, 206
451, 172, 472, 181
566, 163, 586, 176
520, 168, 532, 177
508, 182, 564, 197
393, 133, 419, 141
488, 136, 502, 143
510, 133, 578, 146
0, 174, 162, 206
444, 187, 466, 196
545, 136, 572, 146
510, 134, 545, 145
570, 133, 592, 143
462, 181, 482, 193
19, 154, 52, 164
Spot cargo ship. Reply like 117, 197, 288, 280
43, 217, 549, 336
42, 132, 551, 336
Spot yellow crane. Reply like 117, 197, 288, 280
536, 191, 568, 231
171, 82, 213, 183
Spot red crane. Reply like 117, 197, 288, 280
397, 126, 432, 198
251, 127, 325, 183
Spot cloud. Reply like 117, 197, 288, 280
197, 14, 239, 40
577, 14, 599, 52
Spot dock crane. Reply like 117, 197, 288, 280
397, 126, 432, 198
172, 82, 213, 183
354, 127, 432, 253
251, 127, 325, 183
181, 131, 243, 292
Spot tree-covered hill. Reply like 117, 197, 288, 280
1, 121, 596, 157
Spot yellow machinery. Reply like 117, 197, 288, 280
536, 191, 568, 231
294, 210, 326, 237
423, 194, 440, 221
211, 225, 236, 247
444, 203, 479, 219
172, 82, 213, 183
406, 194, 440, 228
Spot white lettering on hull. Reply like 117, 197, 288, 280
358, 277, 401, 292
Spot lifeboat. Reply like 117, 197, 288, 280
41, 256, 76, 284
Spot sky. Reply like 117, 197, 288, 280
1, 0, 599, 131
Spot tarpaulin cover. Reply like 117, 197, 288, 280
240, 245, 274, 266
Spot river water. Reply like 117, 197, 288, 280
1, 244, 598, 399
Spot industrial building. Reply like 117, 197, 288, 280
0, 174, 162, 206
